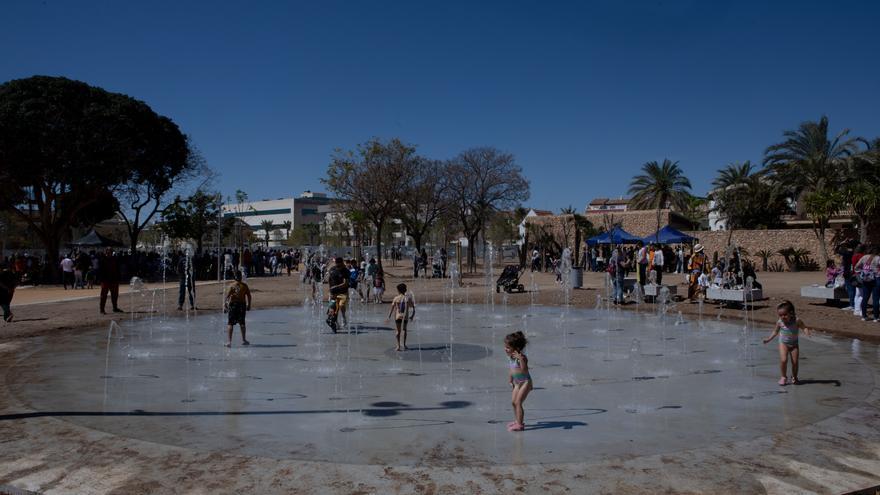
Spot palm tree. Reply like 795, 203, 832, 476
764, 117, 862, 263
712, 162, 791, 245
259, 219, 274, 247
628, 159, 692, 242
764, 116, 862, 196
803, 190, 844, 263
713, 161, 757, 190
280, 220, 292, 241
845, 138, 880, 243
560, 205, 592, 267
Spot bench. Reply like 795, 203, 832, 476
706, 287, 763, 303
644, 284, 677, 298
800, 285, 848, 303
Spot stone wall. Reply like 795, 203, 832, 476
684, 229, 839, 271
532, 211, 855, 271
583, 210, 672, 237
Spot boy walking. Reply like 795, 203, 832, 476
224, 270, 252, 347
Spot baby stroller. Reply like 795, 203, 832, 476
496, 264, 525, 293
432, 259, 443, 278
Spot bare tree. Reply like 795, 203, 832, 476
323, 138, 417, 268
397, 158, 450, 253
116, 136, 207, 255
447, 147, 530, 272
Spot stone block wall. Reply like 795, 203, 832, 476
533, 211, 854, 271
583, 210, 671, 237
686, 229, 837, 271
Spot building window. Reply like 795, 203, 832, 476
301, 208, 318, 215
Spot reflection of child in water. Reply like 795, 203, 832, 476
504, 331, 532, 432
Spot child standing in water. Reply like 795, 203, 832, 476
387, 283, 415, 351
504, 331, 532, 432
763, 300, 812, 385
224, 270, 252, 347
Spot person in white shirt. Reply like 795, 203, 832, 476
636, 242, 648, 288
652, 244, 664, 285
60, 255, 75, 290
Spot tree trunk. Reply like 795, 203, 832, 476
816, 226, 829, 266
128, 228, 141, 277
44, 235, 62, 284
412, 232, 423, 254
656, 208, 662, 243
374, 221, 384, 269
726, 227, 734, 247
467, 233, 478, 273
859, 215, 869, 244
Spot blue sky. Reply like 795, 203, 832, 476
2, 1, 879, 211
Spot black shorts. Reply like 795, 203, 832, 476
228, 302, 247, 326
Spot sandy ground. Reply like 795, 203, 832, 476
2, 264, 878, 343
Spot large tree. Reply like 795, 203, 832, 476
764, 116, 862, 262
628, 159, 692, 242
0, 76, 168, 280
324, 138, 418, 268
397, 158, 450, 253
447, 147, 530, 272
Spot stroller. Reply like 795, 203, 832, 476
496, 264, 525, 293
432, 259, 443, 278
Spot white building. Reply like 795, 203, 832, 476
222, 191, 335, 246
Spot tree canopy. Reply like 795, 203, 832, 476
323, 138, 418, 267
0, 75, 192, 278
447, 147, 530, 272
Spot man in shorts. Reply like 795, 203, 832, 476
224, 270, 252, 347
327, 257, 349, 329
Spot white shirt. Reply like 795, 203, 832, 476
698, 273, 709, 288
60, 257, 74, 272
653, 250, 664, 267
637, 247, 648, 264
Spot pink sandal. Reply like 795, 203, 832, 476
507, 422, 524, 432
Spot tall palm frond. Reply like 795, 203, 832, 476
764, 116, 862, 194
628, 159, 692, 239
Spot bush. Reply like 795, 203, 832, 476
768, 261, 786, 272
778, 247, 812, 271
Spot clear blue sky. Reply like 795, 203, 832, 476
2, 1, 879, 211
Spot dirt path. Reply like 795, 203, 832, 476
1, 265, 878, 343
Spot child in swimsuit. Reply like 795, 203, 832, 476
386, 283, 415, 351
763, 300, 812, 385
504, 331, 532, 432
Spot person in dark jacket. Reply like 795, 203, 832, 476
99, 248, 123, 314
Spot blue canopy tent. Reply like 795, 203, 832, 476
587, 226, 642, 245
641, 225, 697, 245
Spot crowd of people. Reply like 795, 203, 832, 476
833, 241, 880, 322
596, 241, 761, 305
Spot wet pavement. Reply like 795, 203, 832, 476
1, 302, 879, 493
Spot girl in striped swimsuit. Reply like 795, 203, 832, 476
504, 331, 532, 432
763, 300, 812, 385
